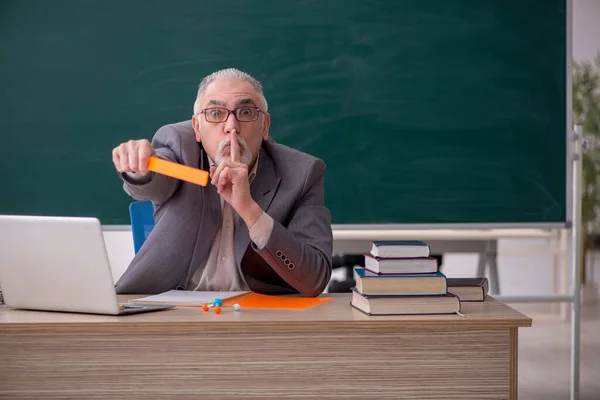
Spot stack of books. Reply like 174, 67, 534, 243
350, 240, 461, 316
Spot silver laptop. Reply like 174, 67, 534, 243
0, 215, 174, 315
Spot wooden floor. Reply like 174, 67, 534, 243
510, 251, 600, 400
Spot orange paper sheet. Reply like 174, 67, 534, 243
223, 292, 333, 310
147, 156, 209, 186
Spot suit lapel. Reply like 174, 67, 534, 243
234, 147, 281, 266
184, 149, 222, 285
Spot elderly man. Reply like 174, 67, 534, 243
112, 68, 332, 296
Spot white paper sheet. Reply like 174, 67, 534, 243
130, 290, 248, 305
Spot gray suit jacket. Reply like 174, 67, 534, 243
115, 120, 333, 297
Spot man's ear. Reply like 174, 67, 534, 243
192, 114, 202, 143
262, 113, 271, 140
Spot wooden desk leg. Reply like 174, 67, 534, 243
476, 250, 486, 279
476, 240, 500, 295
487, 240, 500, 294
510, 327, 518, 400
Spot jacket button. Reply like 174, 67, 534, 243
276, 250, 283, 258
288, 263, 295, 270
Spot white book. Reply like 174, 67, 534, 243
131, 290, 248, 306
364, 254, 438, 274
370, 240, 430, 258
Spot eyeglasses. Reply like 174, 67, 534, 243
200, 107, 262, 123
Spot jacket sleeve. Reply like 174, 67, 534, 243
252, 159, 333, 297
120, 124, 182, 205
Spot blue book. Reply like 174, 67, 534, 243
370, 240, 430, 258
353, 267, 447, 295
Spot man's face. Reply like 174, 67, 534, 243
192, 79, 270, 167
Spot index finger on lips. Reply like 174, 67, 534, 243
230, 130, 240, 163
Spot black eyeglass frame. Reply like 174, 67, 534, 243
199, 107, 263, 123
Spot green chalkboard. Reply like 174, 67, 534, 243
0, 0, 567, 225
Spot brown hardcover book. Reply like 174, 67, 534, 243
350, 288, 461, 316
446, 277, 489, 301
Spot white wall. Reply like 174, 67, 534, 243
107, 228, 580, 307
103, 231, 135, 284
573, 0, 600, 63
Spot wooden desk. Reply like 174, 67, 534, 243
0, 294, 531, 400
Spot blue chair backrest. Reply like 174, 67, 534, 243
129, 200, 155, 254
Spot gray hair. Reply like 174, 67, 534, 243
193, 68, 268, 114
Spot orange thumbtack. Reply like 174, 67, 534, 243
201, 298, 240, 314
